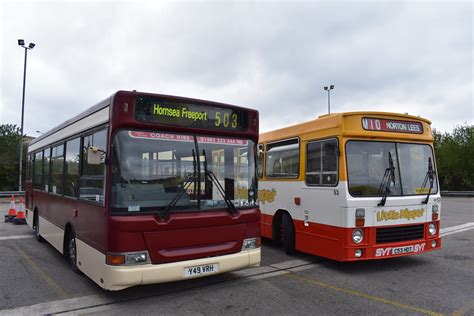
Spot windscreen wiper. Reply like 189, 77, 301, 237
378, 152, 396, 207
205, 170, 236, 215
202, 149, 236, 215
421, 157, 435, 204
159, 149, 198, 220
159, 174, 196, 220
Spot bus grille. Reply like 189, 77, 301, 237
376, 224, 424, 244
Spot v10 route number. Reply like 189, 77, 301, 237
184, 263, 219, 278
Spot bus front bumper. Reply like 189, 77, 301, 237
101, 248, 261, 291
341, 237, 441, 261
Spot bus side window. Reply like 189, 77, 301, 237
33, 151, 43, 190
265, 139, 299, 178
50, 144, 64, 195
28, 154, 34, 182
80, 129, 107, 204
64, 138, 81, 198
43, 148, 51, 192
306, 138, 338, 186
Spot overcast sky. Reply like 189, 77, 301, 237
0, 0, 472, 137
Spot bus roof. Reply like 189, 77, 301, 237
28, 90, 258, 151
260, 111, 432, 143
28, 96, 110, 148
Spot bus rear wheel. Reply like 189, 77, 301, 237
66, 229, 81, 274
282, 212, 295, 254
34, 212, 44, 243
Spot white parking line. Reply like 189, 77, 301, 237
0, 234, 34, 241
0, 295, 111, 316
440, 222, 474, 237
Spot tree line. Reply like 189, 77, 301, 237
0, 123, 472, 192
433, 123, 473, 191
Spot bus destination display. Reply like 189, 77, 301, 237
362, 117, 423, 134
135, 97, 248, 131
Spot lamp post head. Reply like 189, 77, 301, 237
330, 85, 334, 90
324, 86, 328, 91
18, 39, 25, 46
28, 43, 36, 49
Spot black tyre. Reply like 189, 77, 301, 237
282, 212, 296, 254
272, 217, 283, 247
34, 212, 44, 243
66, 229, 81, 274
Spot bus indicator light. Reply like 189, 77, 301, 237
432, 204, 439, 221
355, 208, 365, 227
106, 254, 125, 265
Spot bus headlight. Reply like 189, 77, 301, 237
352, 229, 364, 244
126, 252, 149, 264
242, 237, 261, 250
428, 223, 437, 236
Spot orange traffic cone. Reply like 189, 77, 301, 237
13, 196, 27, 225
4, 195, 17, 223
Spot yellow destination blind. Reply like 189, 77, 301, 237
135, 97, 247, 131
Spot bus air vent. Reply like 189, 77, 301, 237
376, 224, 424, 244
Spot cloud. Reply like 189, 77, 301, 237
0, 0, 472, 137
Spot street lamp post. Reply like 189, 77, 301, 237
17, 39, 35, 192
323, 85, 334, 114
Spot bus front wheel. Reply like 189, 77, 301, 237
66, 229, 81, 274
282, 212, 295, 254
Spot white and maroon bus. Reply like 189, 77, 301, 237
25, 91, 260, 290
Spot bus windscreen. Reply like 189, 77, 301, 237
110, 130, 257, 214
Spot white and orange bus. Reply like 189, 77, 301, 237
258, 112, 440, 261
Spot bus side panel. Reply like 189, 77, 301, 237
261, 212, 345, 261
32, 192, 107, 255
37, 193, 73, 254
74, 201, 107, 254
260, 213, 272, 239
294, 220, 345, 261
259, 180, 347, 260
38, 214, 64, 253
31, 191, 67, 253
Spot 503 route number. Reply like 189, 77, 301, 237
215, 112, 238, 128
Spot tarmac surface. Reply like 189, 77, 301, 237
0, 197, 472, 315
